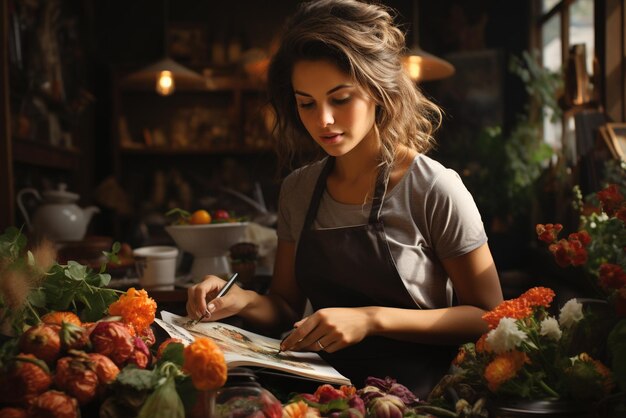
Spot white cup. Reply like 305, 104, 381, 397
133, 246, 179, 290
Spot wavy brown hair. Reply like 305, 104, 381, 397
267, 0, 442, 172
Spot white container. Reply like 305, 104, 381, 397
133, 246, 179, 290
165, 222, 248, 282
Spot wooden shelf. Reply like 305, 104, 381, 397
12, 139, 80, 170
119, 144, 273, 156
119, 74, 265, 93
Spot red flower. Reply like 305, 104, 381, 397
536, 223, 563, 243
598, 264, 626, 291
549, 237, 589, 267
570, 230, 591, 246
314, 384, 347, 403
597, 184, 624, 216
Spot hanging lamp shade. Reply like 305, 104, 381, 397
121, 0, 207, 94
403, 47, 455, 82
403, 0, 455, 82
122, 57, 208, 93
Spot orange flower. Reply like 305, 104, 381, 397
339, 385, 356, 398
484, 350, 528, 392
282, 400, 321, 418
452, 346, 467, 366
576, 353, 615, 395
482, 298, 532, 329
519, 287, 555, 308
183, 337, 227, 391
107, 288, 156, 333
475, 334, 491, 353
41, 311, 81, 327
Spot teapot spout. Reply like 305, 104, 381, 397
83, 206, 100, 223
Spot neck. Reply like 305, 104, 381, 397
333, 128, 381, 182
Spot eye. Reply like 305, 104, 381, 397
332, 96, 351, 105
297, 101, 314, 109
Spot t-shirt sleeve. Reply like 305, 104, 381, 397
425, 169, 488, 259
277, 175, 296, 242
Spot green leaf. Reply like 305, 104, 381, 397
85, 272, 112, 288
608, 319, 626, 392
0, 226, 26, 259
27, 288, 47, 308
137, 376, 185, 418
157, 342, 185, 367
174, 376, 197, 412
65, 261, 89, 281
117, 366, 159, 391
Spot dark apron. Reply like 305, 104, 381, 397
294, 157, 454, 398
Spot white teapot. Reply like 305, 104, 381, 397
17, 183, 100, 242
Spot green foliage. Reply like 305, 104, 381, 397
608, 319, 626, 393
509, 50, 563, 123
0, 227, 123, 333
448, 50, 561, 221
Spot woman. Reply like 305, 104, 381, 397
187, 0, 503, 397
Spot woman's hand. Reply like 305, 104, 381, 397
186, 275, 251, 322
279, 307, 376, 353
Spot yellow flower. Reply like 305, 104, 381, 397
484, 350, 528, 392
183, 337, 227, 391
282, 400, 321, 418
107, 287, 156, 333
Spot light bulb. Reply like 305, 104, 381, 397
404, 56, 423, 81
156, 70, 175, 95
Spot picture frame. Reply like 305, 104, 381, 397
606, 123, 626, 160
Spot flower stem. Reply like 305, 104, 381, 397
538, 378, 560, 398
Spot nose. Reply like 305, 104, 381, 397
317, 104, 334, 127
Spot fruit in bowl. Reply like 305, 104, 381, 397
164, 211, 248, 281
165, 208, 245, 225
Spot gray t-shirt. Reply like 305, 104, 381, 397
277, 154, 488, 309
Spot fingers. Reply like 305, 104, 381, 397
280, 316, 335, 353
186, 275, 221, 319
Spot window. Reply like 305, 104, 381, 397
535, 0, 595, 158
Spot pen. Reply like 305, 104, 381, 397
186, 272, 239, 328
277, 325, 298, 355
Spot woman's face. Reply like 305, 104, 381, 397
291, 59, 377, 157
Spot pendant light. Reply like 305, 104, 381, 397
402, 0, 455, 82
122, 0, 206, 94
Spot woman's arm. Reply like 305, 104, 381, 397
187, 239, 306, 336
371, 243, 503, 343
281, 243, 503, 352
239, 239, 308, 333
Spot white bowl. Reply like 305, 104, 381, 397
165, 222, 248, 281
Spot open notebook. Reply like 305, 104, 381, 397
156, 311, 351, 386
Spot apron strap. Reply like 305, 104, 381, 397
302, 157, 336, 230
369, 164, 389, 224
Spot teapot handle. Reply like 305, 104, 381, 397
16, 188, 42, 232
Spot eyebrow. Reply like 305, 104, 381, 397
294, 84, 353, 97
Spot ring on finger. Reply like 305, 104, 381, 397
316, 340, 325, 350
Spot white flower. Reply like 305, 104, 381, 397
558, 299, 584, 329
539, 316, 562, 341
486, 317, 528, 354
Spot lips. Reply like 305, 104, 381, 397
319, 132, 343, 144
